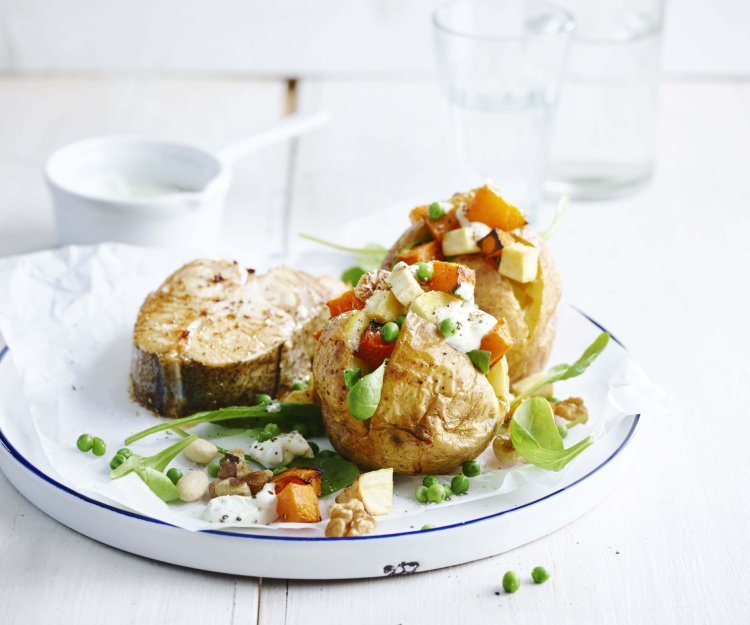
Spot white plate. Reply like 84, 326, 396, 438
0, 307, 640, 580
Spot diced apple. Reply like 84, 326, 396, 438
409, 291, 461, 321
511, 371, 554, 398
441, 227, 481, 256
487, 356, 510, 401
498, 243, 539, 283
386, 263, 425, 306
363, 289, 405, 323
336, 468, 393, 516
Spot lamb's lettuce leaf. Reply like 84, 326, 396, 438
510, 397, 592, 471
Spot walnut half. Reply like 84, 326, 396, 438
553, 397, 588, 423
325, 500, 376, 537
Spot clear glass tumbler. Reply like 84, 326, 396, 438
545, 0, 663, 199
433, 0, 574, 216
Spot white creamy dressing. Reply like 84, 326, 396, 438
247, 431, 314, 468
203, 485, 278, 525
81, 173, 188, 198
453, 281, 475, 302
456, 204, 491, 243
433, 301, 497, 353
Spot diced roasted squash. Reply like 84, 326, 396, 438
272, 467, 323, 496
480, 318, 514, 366
355, 321, 396, 368
399, 240, 442, 265
424, 261, 476, 294
465, 185, 528, 231
276, 482, 321, 523
327, 289, 366, 318
477, 228, 516, 259
410, 205, 460, 241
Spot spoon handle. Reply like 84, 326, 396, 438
218, 111, 331, 167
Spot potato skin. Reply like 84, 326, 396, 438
382, 224, 561, 382
313, 312, 501, 475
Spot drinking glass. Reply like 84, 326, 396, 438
545, 0, 663, 199
433, 0, 574, 217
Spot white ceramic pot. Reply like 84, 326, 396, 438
45, 136, 231, 248
44, 112, 330, 248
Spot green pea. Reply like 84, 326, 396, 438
318, 449, 335, 458
531, 566, 550, 584
440, 318, 457, 338
427, 482, 446, 503
415, 485, 429, 503
207, 461, 220, 477
416, 262, 434, 282
557, 423, 568, 439
502, 571, 520, 593
256, 431, 272, 443
264, 422, 281, 436
428, 202, 445, 220
292, 422, 310, 437
116, 448, 132, 459
109, 454, 126, 470
422, 475, 439, 488
462, 459, 481, 477
381, 322, 400, 343
255, 393, 273, 406
91, 437, 107, 457
166, 468, 183, 485
395, 313, 407, 328
272, 466, 288, 476
451, 474, 470, 495
292, 380, 310, 391
421, 524, 433, 530
308, 441, 320, 456
76, 433, 94, 452
443, 483, 453, 498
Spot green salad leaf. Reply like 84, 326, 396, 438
467, 349, 492, 374
299, 234, 387, 271
289, 456, 360, 496
110, 435, 198, 501
541, 193, 569, 240
135, 466, 180, 502
341, 266, 366, 287
343, 367, 362, 389
347, 360, 387, 420
124, 404, 322, 445
510, 397, 593, 471
511, 332, 610, 409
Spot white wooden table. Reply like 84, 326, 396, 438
1, 6, 750, 624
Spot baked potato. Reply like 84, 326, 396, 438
313, 261, 511, 475
381, 185, 562, 383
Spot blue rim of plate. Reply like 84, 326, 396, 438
0, 310, 639, 541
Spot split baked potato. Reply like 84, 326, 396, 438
381, 185, 562, 383
313, 261, 511, 475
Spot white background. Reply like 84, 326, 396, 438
1, 1, 749, 624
